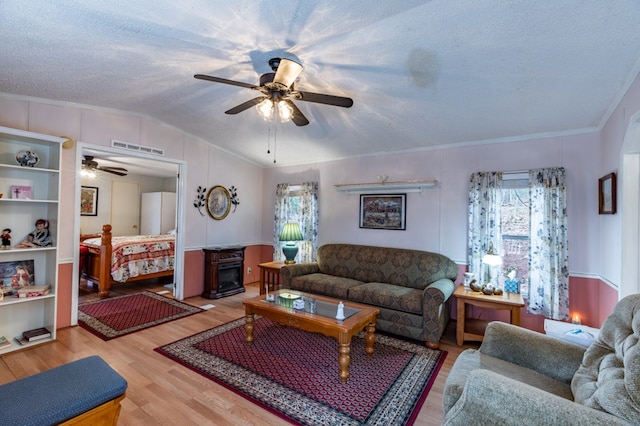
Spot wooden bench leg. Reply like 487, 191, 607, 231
59, 393, 125, 426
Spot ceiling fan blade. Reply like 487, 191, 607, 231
285, 100, 310, 126
194, 74, 258, 89
225, 97, 268, 115
294, 91, 354, 108
273, 58, 303, 89
97, 167, 128, 177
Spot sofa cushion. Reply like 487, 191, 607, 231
316, 244, 458, 290
289, 273, 363, 299
571, 294, 640, 424
348, 282, 423, 315
444, 349, 574, 414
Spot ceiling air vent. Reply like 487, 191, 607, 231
111, 140, 165, 156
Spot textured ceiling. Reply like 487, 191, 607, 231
3, 1, 640, 167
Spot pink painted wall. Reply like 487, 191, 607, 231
57, 263, 73, 328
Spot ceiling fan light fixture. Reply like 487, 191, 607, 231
256, 98, 274, 121
278, 101, 294, 122
81, 168, 96, 179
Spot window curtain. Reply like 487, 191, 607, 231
298, 182, 319, 262
468, 172, 503, 285
273, 183, 290, 261
527, 168, 569, 320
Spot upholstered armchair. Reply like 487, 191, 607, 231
443, 294, 640, 425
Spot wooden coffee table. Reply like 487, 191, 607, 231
243, 289, 380, 383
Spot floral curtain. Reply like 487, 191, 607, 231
527, 168, 569, 320
273, 183, 290, 261
468, 172, 503, 285
297, 182, 319, 262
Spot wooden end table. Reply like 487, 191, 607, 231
258, 261, 285, 295
243, 289, 379, 383
454, 285, 525, 346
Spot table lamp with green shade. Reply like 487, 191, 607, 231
279, 222, 303, 264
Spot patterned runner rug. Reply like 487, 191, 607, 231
79, 291, 204, 340
155, 317, 446, 425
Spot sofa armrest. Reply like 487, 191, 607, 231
480, 321, 586, 384
444, 369, 627, 426
423, 278, 455, 305
279, 263, 320, 288
420, 278, 455, 344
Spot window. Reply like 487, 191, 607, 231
469, 168, 568, 319
274, 182, 319, 263
500, 174, 530, 295
287, 185, 301, 224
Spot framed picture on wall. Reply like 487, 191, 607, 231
598, 173, 616, 214
359, 194, 407, 230
80, 186, 99, 216
206, 185, 231, 220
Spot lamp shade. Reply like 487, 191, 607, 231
481, 242, 503, 266
280, 223, 303, 264
279, 223, 303, 242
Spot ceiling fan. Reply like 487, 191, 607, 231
194, 57, 353, 126
82, 155, 128, 176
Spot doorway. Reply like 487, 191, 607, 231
621, 109, 640, 298
72, 143, 186, 325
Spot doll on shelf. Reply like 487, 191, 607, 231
1, 228, 10, 249
15, 219, 52, 248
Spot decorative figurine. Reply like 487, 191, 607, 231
1, 228, 10, 249
336, 301, 345, 320
15, 219, 52, 248
463, 272, 474, 290
265, 283, 275, 302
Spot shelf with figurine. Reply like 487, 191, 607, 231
0, 125, 63, 353
1, 219, 56, 249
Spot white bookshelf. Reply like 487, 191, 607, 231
0, 126, 65, 353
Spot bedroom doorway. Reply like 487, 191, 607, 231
110, 181, 141, 236
72, 143, 186, 325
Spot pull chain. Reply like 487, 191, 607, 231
267, 126, 271, 154
273, 126, 277, 163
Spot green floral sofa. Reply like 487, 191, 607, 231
280, 243, 459, 348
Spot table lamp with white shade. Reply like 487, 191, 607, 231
482, 242, 503, 289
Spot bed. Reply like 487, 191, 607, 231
80, 224, 175, 298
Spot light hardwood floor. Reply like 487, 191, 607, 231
1, 281, 480, 425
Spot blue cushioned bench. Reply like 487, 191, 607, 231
0, 355, 127, 426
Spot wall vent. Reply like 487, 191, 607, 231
111, 140, 165, 156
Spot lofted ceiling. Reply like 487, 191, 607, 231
3, 1, 640, 168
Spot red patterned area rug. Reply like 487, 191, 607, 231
78, 291, 204, 340
155, 317, 446, 425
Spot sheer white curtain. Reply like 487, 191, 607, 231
468, 172, 503, 285
527, 168, 569, 320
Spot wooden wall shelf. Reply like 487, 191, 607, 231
334, 179, 438, 194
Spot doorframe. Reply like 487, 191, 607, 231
71, 143, 186, 325
621, 109, 640, 299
